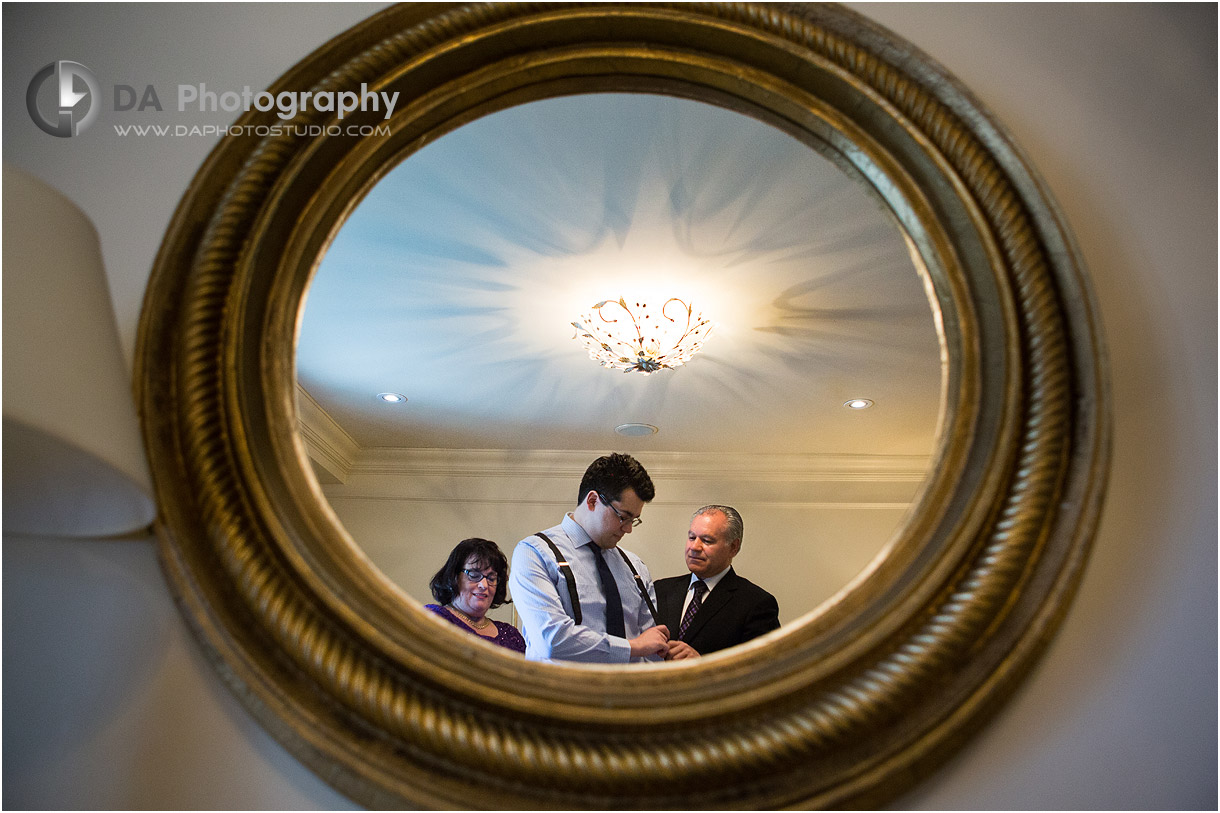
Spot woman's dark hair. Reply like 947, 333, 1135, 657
429, 537, 510, 608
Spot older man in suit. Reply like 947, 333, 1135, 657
655, 505, 780, 659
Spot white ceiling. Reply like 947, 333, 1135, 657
296, 93, 943, 458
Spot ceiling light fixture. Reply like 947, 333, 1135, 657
844, 398, 874, 409
377, 392, 407, 403
572, 297, 713, 375
614, 423, 659, 437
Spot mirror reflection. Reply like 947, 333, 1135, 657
296, 93, 942, 655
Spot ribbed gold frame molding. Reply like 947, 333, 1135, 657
135, 3, 1110, 808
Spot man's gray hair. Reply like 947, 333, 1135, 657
692, 504, 744, 545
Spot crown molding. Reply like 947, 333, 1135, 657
349, 446, 932, 482
296, 384, 359, 483
297, 388, 933, 500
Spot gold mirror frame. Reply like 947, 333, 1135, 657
136, 3, 1110, 808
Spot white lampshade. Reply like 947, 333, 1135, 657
2, 164, 156, 537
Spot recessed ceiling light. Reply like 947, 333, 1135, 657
844, 399, 874, 410
615, 423, 659, 436
377, 392, 407, 403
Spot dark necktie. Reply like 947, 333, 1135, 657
679, 580, 708, 640
593, 546, 625, 637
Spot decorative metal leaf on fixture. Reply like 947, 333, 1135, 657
571, 296, 713, 374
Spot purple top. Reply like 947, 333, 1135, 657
425, 604, 526, 654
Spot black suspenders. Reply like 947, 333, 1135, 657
615, 547, 661, 625
533, 532, 660, 627
535, 532, 582, 624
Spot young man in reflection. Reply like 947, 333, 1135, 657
509, 453, 671, 663
655, 505, 780, 658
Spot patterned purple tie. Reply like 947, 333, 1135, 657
678, 580, 707, 640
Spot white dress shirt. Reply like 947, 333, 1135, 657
509, 513, 660, 663
679, 565, 732, 618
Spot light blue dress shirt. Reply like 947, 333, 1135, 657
509, 513, 660, 663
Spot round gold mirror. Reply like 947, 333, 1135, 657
136, 3, 1109, 807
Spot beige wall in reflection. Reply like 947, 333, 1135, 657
2, 3, 1214, 810
321, 452, 920, 627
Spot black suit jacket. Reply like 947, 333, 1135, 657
655, 567, 780, 655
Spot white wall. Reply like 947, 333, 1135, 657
4, 4, 1215, 809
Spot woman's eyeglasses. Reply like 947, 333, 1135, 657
462, 568, 499, 585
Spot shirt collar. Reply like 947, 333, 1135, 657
561, 512, 594, 547
691, 566, 731, 593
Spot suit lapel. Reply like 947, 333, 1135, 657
682, 568, 738, 642
658, 579, 687, 630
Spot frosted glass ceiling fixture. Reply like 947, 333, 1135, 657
615, 423, 659, 437
571, 297, 713, 375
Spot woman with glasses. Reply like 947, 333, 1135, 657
425, 537, 526, 653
